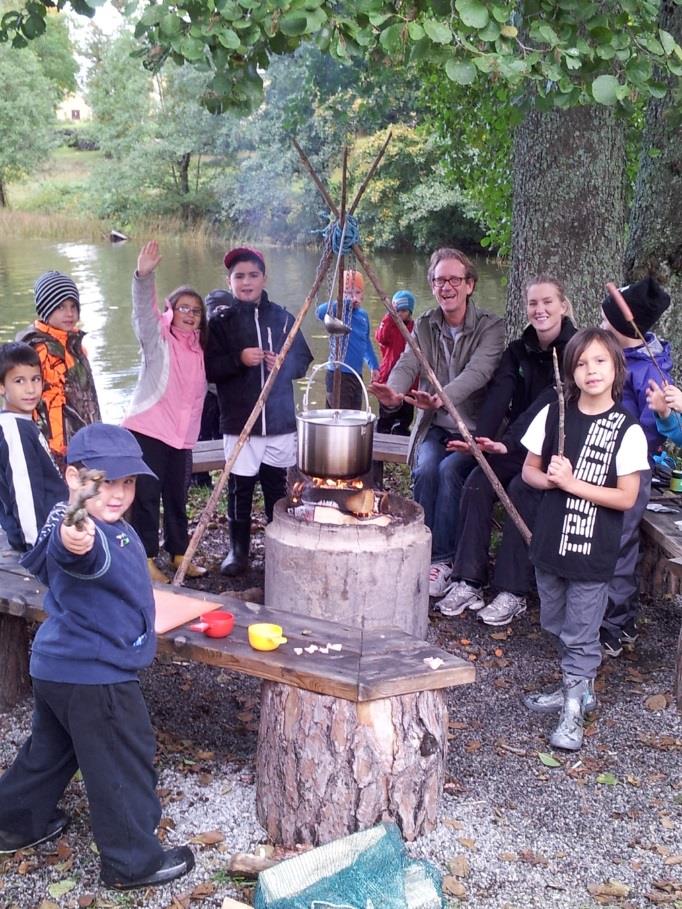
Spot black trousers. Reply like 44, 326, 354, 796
325, 371, 363, 410
130, 431, 191, 558
377, 401, 414, 435
452, 451, 526, 585
492, 473, 543, 596
228, 463, 287, 524
0, 679, 163, 881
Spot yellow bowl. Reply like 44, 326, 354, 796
248, 623, 288, 651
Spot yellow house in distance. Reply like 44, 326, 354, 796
57, 92, 92, 122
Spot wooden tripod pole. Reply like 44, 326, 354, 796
173, 247, 335, 586
331, 146, 349, 409
353, 249, 532, 547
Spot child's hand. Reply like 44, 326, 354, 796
137, 241, 162, 277
240, 347, 265, 367
646, 379, 670, 418
664, 384, 682, 413
547, 454, 574, 489
263, 350, 277, 371
61, 517, 96, 555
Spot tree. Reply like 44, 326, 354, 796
0, 45, 57, 206
31, 12, 78, 99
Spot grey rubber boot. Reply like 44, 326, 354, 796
524, 679, 596, 715
220, 520, 251, 577
549, 675, 593, 751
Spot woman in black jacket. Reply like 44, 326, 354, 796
438, 275, 576, 624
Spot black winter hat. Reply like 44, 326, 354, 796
34, 271, 80, 323
601, 276, 670, 339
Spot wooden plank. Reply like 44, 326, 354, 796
640, 509, 682, 559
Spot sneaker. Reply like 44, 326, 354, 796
621, 620, 638, 648
101, 845, 195, 891
439, 580, 484, 617
600, 627, 623, 658
524, 682, 597, 715
0, 811, 70, 854
478, 591, 526, 626
429, 562, 452, 598
147, 558, 170, 585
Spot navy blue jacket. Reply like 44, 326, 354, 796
22, 504, 156, 684
0, 412, 66, 550
204, 290, 313, 436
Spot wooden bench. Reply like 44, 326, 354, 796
191, 431, 410, 474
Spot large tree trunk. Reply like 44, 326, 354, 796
624, 0, 682, 377
507, 105, 626, 335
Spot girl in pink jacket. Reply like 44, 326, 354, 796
122, 241, 207, 583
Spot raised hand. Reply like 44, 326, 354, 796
368, 381, 403, 408
137, 240, 162, 278
404, 389, 442, 411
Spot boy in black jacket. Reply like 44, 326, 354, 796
205, 246, 313, 576
0, 423, 195, 891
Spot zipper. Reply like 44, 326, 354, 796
253, 306, 266, 434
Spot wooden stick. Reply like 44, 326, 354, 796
173, 247, 335, 586
353, 248, 532, 546
347, 130, 392, 217
64, 469, 105, 529
605, 281, 670, 386
331, 146, 349, 409
552, 347, 565, 458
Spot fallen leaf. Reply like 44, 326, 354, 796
36, 902, 60, 909
645, 694, 668, 711
457, 837, 477, 851
195, 750, 215, 761
78, 896, 95, 908
47, 879, 76, 899
189, 830, 225, 846
465, 740, 481, 753
587, 880, 630, 901
596, 772, 619, 785
518, 849, 549, 866
191, 881, 217, 898
663, 855, 682, 865
447, 855, 470, 878
660, 815, 674, 830
442, 875, 467, 898
490, 630, 509, 641
538, 752, 561, 768
499, 851, 519, 862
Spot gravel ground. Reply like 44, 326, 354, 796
1, 502, 681, 909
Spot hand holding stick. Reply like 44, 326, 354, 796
64, 468, 105, 530
552, 347, 565, 458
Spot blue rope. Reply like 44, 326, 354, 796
325, 215, 360, 255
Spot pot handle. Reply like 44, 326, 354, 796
302, 360, 372, 415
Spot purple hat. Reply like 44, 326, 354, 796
223, 246, 266, 271
67, 423, 157, 480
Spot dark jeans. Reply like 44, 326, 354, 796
228, 463, 286, 524
412, 425, 475, 563
452, 451, 526, 584
492, 473, 543, 596
0, 679, 163, 881
130, 431, 191, 558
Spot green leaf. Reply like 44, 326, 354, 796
455, 0, 489, 29
160, 13, 182, 37
279, 12, 308, 35
591, 73, 620, 105
478, 20, 500, 41
368, 12, 393, 26
537, 23, 559, 45
423, 18, 452, 44
445, 59, 477, 84
379, 22, 404, 54
48, 880, 77, 899
596, 772, 619, 785
538, 752, 561, 768
407, 21, 424, 41
491, 5, 509, 23
658, 29, 677, 56
218, 27, 241, 48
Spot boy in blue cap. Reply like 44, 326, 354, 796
0, 423, 195, 891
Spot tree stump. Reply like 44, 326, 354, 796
255, 681, 448, 847
0, 614, 30, 711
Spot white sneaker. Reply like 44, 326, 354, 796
478, 591, 526, 626
429, 562, 452, 598
439, 580, 484, 616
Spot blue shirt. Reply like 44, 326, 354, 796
316, 303, 379, 376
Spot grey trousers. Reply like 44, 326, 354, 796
602, 469, 652, 635
535, 568, 609, 679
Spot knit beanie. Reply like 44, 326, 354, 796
392, 290, 415, 313
601, 276, 670, 339
343, 270, 364, 292
34, 271, 80, 323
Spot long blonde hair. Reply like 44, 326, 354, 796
524, 274, 575, 325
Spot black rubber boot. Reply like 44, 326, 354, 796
220, 520, 251, 577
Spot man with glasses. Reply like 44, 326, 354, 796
370, 248, 504, 598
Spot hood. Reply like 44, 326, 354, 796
623, 334, 673, 371
20, 502, 67, 585
206, 289, 236, 321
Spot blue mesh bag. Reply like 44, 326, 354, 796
254, 822, 442, 909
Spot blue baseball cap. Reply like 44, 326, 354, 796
67, 423, 157, 480
392, 290, 415, 313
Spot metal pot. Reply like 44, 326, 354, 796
297, 362, 376, 478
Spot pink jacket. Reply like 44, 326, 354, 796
122, 272, 206, 449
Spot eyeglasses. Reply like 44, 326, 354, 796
175, 305, 202, 316
432, 275, 469, 289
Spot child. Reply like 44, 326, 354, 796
0, 423, 195, 890
375, 289, 416, 435
645, 380, 682, 447
205, 246, 313, 576
599, 276, 672, 655
17, 270, 101, 471
521, 329, 648, 750
0, 342, 66, 550
316, 270, 379, 410
122, 241, 208, 583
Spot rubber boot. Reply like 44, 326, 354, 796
220, 520, 251, 577
147, 558, 170, 585
171, 555, 207, 578
524, 679, 596, 715
549, 675, 592, 751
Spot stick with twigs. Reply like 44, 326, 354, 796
552, 347, 565, 458
63, 468, 105, 529
172, 247, 335, 586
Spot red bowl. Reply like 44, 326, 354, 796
200, 610, 234, 638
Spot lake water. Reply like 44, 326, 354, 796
0, 237, 507, 422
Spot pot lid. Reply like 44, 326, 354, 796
298, 408, 376, 426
